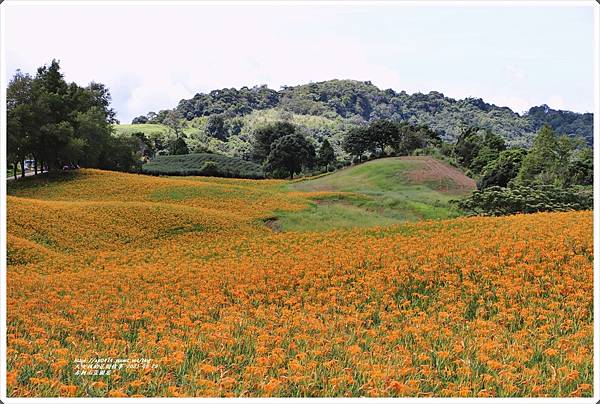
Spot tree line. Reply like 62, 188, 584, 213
244, 118, 440, 179
237, 118, 446, 180
452, 125, 593, 215
7, 60, 141, 179
249, 122, 336, 179
133, 79, 593, 147
341, 120, 441, 161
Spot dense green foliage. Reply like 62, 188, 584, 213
133, 79, 592, 146
452, 128, 507, 177
516, 125, 583, 187
175, 85, 280, 119
317, 139, 336, 170
341, 120, 440, 161
252, 121, 297, 163
526, 104, 592, 144
265, 133, 316, 179
477, 148, 527, 189
565, 148, 593, 187
169, 137, 189, 155
456, 185, 593, 216
205, 114, 228, 140
455, 125, 593, 216
141, 153, 265, 178
7, 60, 141, 178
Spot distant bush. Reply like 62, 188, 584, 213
142, 153, 265, 179
454, 185, 593, 216
198, 161, 219, 176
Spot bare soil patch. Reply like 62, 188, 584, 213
264, 217, 282, 233
401, 156, 476, 193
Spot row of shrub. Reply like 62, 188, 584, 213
141, 153, 265, 179
454, 185, 593, 216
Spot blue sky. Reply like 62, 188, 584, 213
4, 3, 596, 123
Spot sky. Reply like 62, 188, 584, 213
3, 2, 596, 123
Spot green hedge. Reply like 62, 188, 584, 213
454, 185, 593, 216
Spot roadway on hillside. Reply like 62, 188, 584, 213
6, 171, 39, 181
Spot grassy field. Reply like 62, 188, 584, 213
277, 156, 475, 231
6, 168, 593, 398
142, 153, 265, 179
113, 123, 170, 137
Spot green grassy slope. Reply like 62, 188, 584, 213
113, 123, 170, 137
276, 156, 476, 231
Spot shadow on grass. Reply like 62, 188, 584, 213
7, 171, 81, 194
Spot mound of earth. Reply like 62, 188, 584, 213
401, 156, 476, 194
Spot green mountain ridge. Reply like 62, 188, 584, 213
134, 79, 592, 146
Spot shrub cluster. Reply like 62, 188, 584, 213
455, 185, 593, 216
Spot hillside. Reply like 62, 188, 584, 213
133, 79, 592, 148
275, 156, 475, 231
6, 169, 593, 397
114, 123, 170, 137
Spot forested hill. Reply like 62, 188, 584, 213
140, 80, 592, 146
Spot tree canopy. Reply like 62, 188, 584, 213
265, 132, 316, 179
317, 139, 336, 170
158, 79, 593, 146
6, 60, 142, 177
252, 121, 296, 163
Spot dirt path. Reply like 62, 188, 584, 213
6, 171, 39, 181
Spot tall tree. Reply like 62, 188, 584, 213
7, 70, 36, 178
342, 126, 369, 162
317, 139, 336, 170
163, 110, 184, 138
169, 137, 189, 155
7, 60, 134, 174
366, 119, 399, 156
566, 147, 593, 187
252, 121, 296, 163
33, 59, 81, 169
517, 125, 573, 186
73, 107, 113, 167
477, 148, 527, 189
206, 114, 227, 140
396, 123, 424, 155
265, 133, 315, 179
454, 127, 505, 174
453, 127, 483, 169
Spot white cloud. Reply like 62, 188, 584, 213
548, 95, 566, 110
485, 95, 534, 114
125, 81, 193, 118
4, 3, 594, 121
505, 64, 526, 81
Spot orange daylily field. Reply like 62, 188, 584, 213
6, 169, 594, 397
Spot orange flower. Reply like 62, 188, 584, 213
199, 364, 219, 374
59, 385, 77, 397
5, 169, 593, 397
6, 371, 17, 386
263, 378, 281, 395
